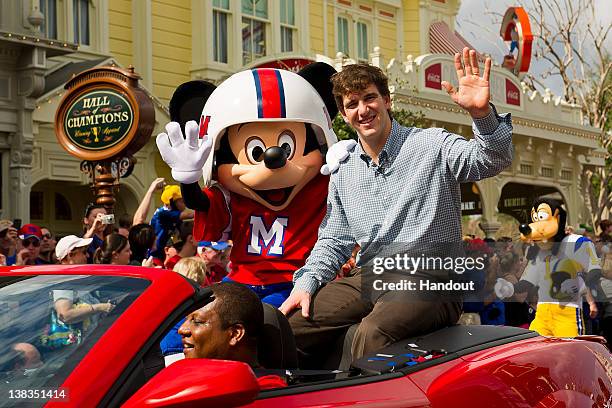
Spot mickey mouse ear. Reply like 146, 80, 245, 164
297, 62, 339, 120
169, 80, 217, 133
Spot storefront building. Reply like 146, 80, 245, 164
0, 0, 602, 235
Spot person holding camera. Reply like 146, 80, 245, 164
82, 203, 115, 263
0, 220, 18, 266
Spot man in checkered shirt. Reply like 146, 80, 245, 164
279, 48, 513, 361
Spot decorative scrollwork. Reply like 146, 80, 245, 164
111, 156, 136, 179
80, 160, 95, 178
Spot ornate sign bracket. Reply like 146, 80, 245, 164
80, 156, 137, 212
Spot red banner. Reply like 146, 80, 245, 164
425, 63, 442, 90
505, 79, 520, 106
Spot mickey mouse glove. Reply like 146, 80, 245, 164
494, 278, 514, 299
156, 120, 212, 184
321, 139, 357, 175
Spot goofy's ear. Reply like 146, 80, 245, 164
297, 62, 338, 120
169, 80, 217, 134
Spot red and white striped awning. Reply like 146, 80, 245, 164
429, 21, 482, 59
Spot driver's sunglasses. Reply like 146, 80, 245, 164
23, 238, 41, 248
42, 233, 53, 240
0, 229, 7, 239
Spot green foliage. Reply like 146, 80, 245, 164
332, 109, 427, 141
332, 115, 357, 141
392, 109, 428, 129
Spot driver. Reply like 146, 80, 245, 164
178, 282, 286, 390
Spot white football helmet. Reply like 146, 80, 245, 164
198, 68, 338, 186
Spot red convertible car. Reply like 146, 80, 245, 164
0, 265, 610, 407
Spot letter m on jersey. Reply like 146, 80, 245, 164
247, 216, 288, 256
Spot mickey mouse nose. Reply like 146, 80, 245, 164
264, 146, 287, 169
519, 224, 532, 236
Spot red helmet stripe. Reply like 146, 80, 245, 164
252, 69, 286, 119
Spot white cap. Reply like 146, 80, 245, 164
55, 235, 93, 260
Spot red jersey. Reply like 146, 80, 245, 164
164, 255, 182, 270
193, 174, 328, 285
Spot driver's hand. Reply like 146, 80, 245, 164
279, 289, 311, 318
96, 301, 115, 313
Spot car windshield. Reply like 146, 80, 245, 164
0, 274, 149, 407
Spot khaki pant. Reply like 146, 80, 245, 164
288, 269, 462, 361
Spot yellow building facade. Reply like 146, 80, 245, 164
10, 0, 460, 234
105, 0, 458, 103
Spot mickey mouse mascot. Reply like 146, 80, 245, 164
157, 63, 352, 307
495, 198, 602, 336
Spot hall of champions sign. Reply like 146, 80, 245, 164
64, 89, 133, 151
55, 65, 154, 162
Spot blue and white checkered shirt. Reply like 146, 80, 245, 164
293, 106, 513, 294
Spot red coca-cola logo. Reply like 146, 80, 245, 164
505, 79, 520, 106
425, 63, 442, 90
427, 73, 441, 82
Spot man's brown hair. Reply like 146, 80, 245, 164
331, 64, 390, 113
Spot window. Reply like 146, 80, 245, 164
561, 169, 572, 180
356, 22, 368, 61
541, 167, 553, 178
55, 193, 72, 221
337, 17, 349, 55
40, 0, 58, 39
30, 191, 44, 220
520, 163, 533, 175
280, 0, 295, 53
0, 275, 149, 396
242, 0, 268, 64
73, 0, 90, 45
213, 0, 230, 63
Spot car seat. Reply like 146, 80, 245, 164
258, 303, 298, 369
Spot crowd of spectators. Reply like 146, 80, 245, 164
457, 227, 611, 345
0, 178, 610, 346
0, 178, 231, 289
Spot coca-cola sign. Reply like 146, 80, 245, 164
505, 79, 520, 106
254, 58, 315, 73
425, 63, 442, 90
